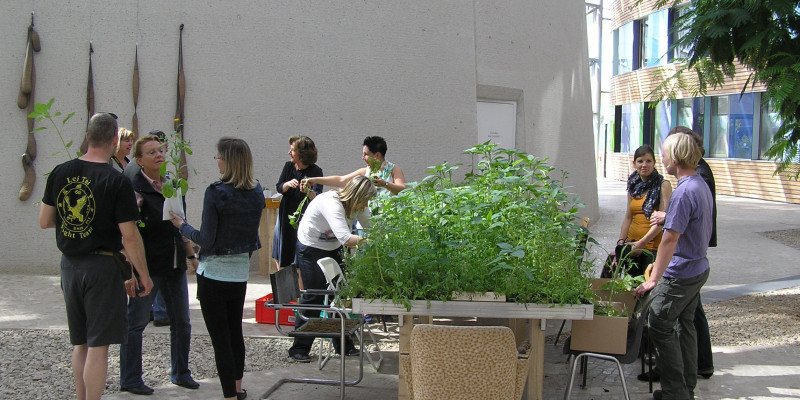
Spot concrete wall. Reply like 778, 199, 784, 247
1, 1, 597, 273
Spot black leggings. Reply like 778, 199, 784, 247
196, 273, 247, 398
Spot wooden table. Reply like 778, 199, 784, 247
257, 197, 281, 274
351, 299, 592, 400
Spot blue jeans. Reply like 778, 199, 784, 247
120, 272, 193, 387
152, 290, 169, 322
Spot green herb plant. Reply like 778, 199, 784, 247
343, 142, 595, 310
28, 98, 78, 160
159, 125, 193, 199
288, 180, 310, 229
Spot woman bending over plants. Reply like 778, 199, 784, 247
287, 175, 377, 362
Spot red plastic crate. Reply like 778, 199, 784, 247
255, 294, 296, 326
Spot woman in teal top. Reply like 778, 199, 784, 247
170, 137, 263, 400
303, 136, 406, 195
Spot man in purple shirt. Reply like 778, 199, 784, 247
635, 132, 713, 400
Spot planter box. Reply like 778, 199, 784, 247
451, 291, 506, 302
570, 309, 628, 355
591, 278, 637, 315
255, 294, 295, 326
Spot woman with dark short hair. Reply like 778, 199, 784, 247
273, 135, 323, 268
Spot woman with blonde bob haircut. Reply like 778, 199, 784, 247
170, 137, 263, 400
635, 131, 714, 400
287, 175, 377, 362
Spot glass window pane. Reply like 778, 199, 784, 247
710, 97, 729, 157
677, 98, 705, 136
730, 93, 754, 159
653, 101, 672, 155
644, 9, 669, 68
621, 103, 643, 153
759, 102, 781, 159
614, 22, 634, 75
710, 94, 754, 158
673, 7, 692, 60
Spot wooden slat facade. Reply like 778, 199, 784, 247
606, 152, 800, 204
610, 63, 766, 105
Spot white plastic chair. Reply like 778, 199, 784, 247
317, 257, 384, 371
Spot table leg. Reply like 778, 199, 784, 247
526, 318, 545, 400
398, 315, 414, 400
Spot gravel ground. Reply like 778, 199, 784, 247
2, 230, 797, 399
2, 286, 799, 399
0, 327, 397, 399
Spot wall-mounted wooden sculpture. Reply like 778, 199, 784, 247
79, 43, 95, 155
175, 24, 188, 180
132, 44, 140, 137
18, 12, 41, 201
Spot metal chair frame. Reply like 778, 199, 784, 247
261, 267, 365, 400
316, 257, 384, 371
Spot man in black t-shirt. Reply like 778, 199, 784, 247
39, 112, 153, 400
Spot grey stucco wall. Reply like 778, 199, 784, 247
1, 1, 597, 273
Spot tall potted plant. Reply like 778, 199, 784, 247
159, 125, 192, 220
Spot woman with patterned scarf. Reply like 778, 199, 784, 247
612, 144, 673, 277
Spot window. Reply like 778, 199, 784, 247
643, 9, 669, 68
710, 94, 754, 158
613, 22, 635, 75
670, 6, 692, 61
620, 103, 643, 153
759, 103, 781, 160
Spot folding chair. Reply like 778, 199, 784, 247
316, 257, 384, 371
261, 266, 364, 400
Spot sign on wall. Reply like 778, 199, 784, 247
477, 101, 516, 150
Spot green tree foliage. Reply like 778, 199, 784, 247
648, 0, 800, 178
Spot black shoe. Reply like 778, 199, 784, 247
237, 389, 248, 400
653, 389, 662, 400
344, 347, 361, 356
153, 319, 170, 327
637, 370, 660, 382
289, 353, 311, 363
120, 384, 154, 395
174, 378, 200, 389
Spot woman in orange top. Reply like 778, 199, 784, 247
613, 144, 672, 277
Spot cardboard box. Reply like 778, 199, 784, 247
570, 309, 629, 355
255, 294, 296, 326
591, 278, 637, 315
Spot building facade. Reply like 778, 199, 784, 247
607, 0, 800, 203
1, 1, 598, 272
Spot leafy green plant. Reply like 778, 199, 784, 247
288, 180, 310, 229
342, 142, 595, 309
158, 125, 193, 198
28, 98, 78, 160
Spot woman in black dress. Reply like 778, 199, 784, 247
273, 135, 323, 268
